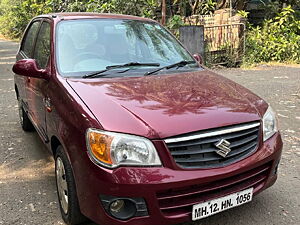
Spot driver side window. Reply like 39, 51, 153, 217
21, 21, 40, 57
33, 22, 51, 69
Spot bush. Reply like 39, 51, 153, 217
0, 0, 160, 39
244, 5, 300, 65
0, 0, 52, 39
167, 15, 184, 30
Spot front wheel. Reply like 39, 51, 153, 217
55, 146, 88, 225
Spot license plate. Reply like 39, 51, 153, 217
192, 188, 253, 221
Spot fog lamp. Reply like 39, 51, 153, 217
100, 195, 148, 220
108, 199, 136, 220
110, 199, 125, 213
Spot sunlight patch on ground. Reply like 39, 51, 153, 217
241, 62, 300, 70
0, 56, 15, 60
0, 61, 14, 65
0, 159, 54, 184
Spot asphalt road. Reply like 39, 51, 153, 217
0, 38, 299, 225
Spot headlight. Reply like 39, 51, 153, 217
262, 106, 278, 141
86, 129, 161, 168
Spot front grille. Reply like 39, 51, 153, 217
164, 122, 260, 169
156, 162, 271, 217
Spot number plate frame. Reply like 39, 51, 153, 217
192, 187, 253, 221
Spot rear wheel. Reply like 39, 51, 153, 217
18, 99, 34, 131
55, 146, 88, 225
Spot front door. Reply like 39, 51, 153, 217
27, 20, 51, 142
16, 20, 41, 113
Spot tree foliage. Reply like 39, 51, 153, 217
244, 6, 300, 65
50, 0, 160, 18
0, 0, 163, 38
0, 0, 52, 38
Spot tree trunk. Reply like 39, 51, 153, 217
161, 0, 166, 25
189, 0, 200, 15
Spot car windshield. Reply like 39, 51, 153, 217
56, 19, 199, 77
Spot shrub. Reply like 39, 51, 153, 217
167, 15, 184, 30
244, 5, 300, 65
0, 0, 161, 39
0, 0, 52, 39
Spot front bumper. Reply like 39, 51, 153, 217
76, 132, 282, 225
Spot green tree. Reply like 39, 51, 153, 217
0, 0, 52, 38
245, 5, 300, 65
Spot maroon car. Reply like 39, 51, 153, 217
12, 13, 282, 225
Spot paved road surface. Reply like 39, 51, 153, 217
0, 39, 299, 225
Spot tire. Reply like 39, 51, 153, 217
18, 99, 34, 131
55, 146, 88, 225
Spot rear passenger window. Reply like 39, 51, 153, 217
33, 22, 51, 69
21, 21, 40, 57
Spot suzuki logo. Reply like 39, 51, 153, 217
215, 139, 231, 158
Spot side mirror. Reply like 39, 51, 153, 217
193, 53, 204, 65
12, 59, 49, 79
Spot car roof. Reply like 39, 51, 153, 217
36, 12, 156, 23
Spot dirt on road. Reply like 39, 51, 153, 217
0, 39, 299, 225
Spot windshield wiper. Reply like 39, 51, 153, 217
144, 60, 196, 76
82, 62, 160, 78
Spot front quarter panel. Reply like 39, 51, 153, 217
45, 74, 101, 183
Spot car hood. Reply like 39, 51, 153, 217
66, 70, 267, 139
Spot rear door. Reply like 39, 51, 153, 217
27, 20, 51, 142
